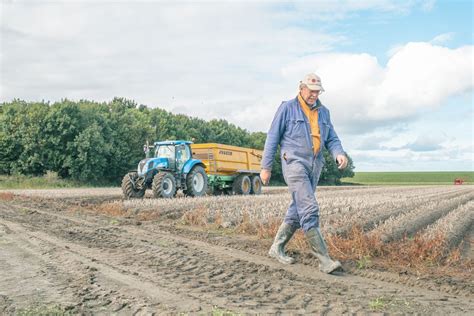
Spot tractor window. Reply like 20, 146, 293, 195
155, 145, 175, 159
176, 145, 190, 171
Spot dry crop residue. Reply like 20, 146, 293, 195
0, 185, 473, 314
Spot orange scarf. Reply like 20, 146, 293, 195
297, 94, 320, 154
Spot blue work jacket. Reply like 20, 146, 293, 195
261, 97, 345, 170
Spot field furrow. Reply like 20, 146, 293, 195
370, 192, 474, 242
422, 200, 474, 249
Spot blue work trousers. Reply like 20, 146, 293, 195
282, 158, 323, 232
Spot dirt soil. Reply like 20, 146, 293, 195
0, 192, 473, 315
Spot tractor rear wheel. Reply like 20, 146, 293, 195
185, 166, 208, 197
152, 172, 177, 198
232, 174, 251, 195
250, 175, 262, 195
122, 172, 146, 199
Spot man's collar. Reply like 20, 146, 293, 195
297, 94, 322, 110
312, 99, 322, 110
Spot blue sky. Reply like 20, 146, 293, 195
330, 1, 473, 61
1, 0, 473, 171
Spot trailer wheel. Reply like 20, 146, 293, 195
185, 166, 208, 197
152, 172, 177, 198
122, 172, 146, 199
233, 174, 251, 195
250, 176, 262, 195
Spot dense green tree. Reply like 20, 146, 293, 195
7, 101, 50, 175
0, 101, 23, 174
65, 123, 110, 182
319, 150, 355, 185
103, 101, 151, 182
43, 101, 82, 177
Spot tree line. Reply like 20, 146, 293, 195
0, 97, 354, 185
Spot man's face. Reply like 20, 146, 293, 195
300, 86, 320, 105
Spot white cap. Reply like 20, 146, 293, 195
300, 73, 325, 92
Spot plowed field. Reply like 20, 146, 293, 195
0, 186, 472, 314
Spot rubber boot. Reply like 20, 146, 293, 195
305, 227, 342, 274
268, 222, 297, 264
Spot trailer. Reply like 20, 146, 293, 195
191, 143, 263, 195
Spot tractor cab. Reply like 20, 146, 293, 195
139, 140, 193, 176
153, 142, 191, 172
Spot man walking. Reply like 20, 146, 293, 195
260, 73, 348, 274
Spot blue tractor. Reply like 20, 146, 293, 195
122, 140, 208, 199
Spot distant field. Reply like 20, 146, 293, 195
342, 171, 474, 185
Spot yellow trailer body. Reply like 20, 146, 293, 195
191, 143, 262, 176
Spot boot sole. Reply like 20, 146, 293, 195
268, 249, 295, 265
320, 263, 344, 274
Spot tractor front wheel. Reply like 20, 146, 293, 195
122, 172, 146, 199
152, 172, 177, 198
185, 166, 208, 197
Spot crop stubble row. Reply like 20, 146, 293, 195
7, 185, 473, 252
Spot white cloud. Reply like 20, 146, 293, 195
345, 112, 473, 171
351, 141, 473, 171
0, 1, 343, 129
421, 0, 436, 12
289, 0, 425, 18
373, 43, 472, 119
282, 42, 473, 127
387, 44, 405, 57
397, 136, 444, 152
430, 32, 455, 45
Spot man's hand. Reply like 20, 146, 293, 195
260, 169, 271, 185
336, 154, 348, 170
